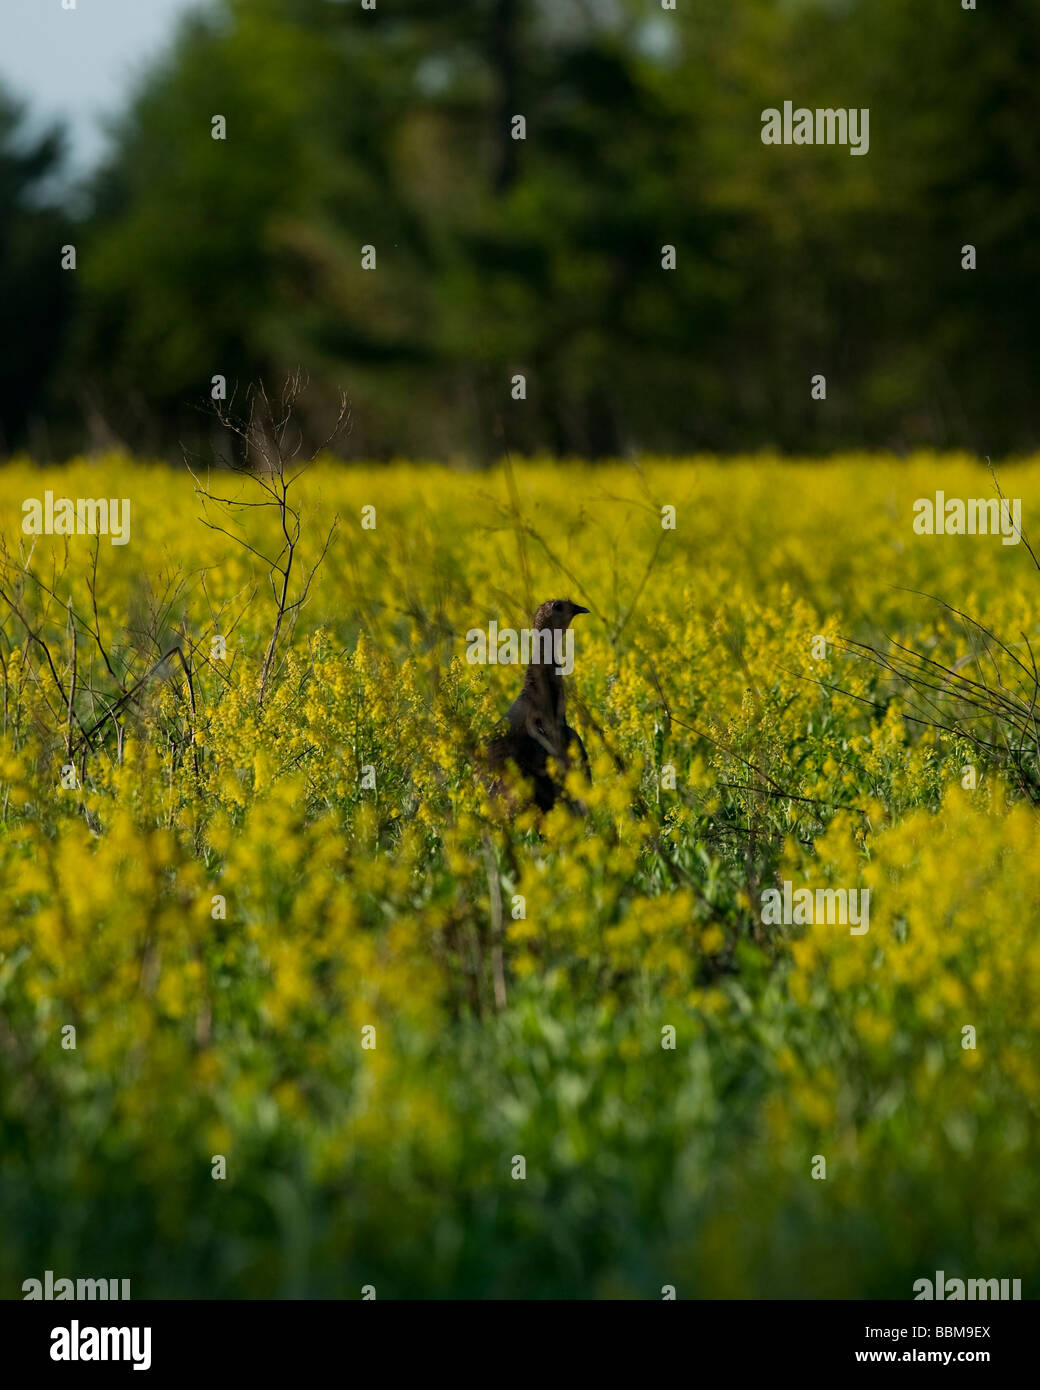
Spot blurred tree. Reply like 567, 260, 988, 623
0, 88, 72, 456
18, 0, 1040, 460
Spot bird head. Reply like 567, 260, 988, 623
532, 598, 590, 632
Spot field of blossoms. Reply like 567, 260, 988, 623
1, 453, 1039, 1299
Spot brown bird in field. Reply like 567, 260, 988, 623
487, 598, 590, 812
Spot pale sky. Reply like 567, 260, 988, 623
0, 0, 211, 176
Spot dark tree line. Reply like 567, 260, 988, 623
3, 0, 1039, 462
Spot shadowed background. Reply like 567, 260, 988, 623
1, 0, 1038, 461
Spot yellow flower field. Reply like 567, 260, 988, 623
1, 452, 1038, 1297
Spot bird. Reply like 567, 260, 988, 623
487, 598, 590, 812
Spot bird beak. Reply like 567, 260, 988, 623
571, 605, 590, 616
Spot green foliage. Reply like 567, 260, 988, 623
6, 0, 1040, 458
1, 453, 1039, 1297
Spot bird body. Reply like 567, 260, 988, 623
487, 599, 590, 811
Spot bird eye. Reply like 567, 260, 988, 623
552, 601, 562, 611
